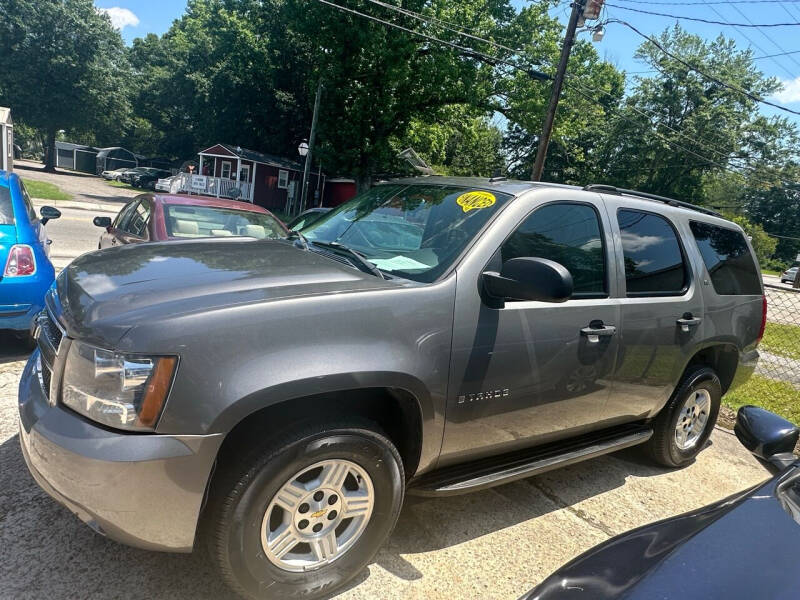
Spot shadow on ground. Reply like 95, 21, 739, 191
0, 332, 32, 365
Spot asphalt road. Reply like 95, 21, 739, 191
40, 204, 118, 270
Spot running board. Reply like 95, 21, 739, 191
409, 427, 653, 496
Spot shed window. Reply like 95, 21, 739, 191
278, 170, 289, 189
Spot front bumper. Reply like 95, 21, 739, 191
18, 350, 224, 552
0, 302, 40, 332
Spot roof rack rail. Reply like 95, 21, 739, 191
582, 184, 721, 217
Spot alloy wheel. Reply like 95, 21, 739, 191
261, 459, 374, 572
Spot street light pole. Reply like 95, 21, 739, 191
531, 0, 585, 182
299, 80, 323, 214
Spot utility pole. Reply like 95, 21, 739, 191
299, 80, 323, 214
531, 0, 585, 181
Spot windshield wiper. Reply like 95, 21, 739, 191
311, 241, 385, 279
286, 230, 309, 250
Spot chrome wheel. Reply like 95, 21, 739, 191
261, 459, 374, 572
674, 389, 711, 450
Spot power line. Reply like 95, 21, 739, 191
311, 0, 550, 79
606, 2, 800, 25
728, 5, 800, 71
707, 3, 798, 78
363, 0, 521, 55
614, 0, 800, 5
609, 19, 800, 116
565, 77, 796, 187
753, 49, 800, 60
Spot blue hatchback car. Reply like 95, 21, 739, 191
0, 171, 61, 339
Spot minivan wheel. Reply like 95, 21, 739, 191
207, 420, 404, 600
644, 366, 721, 468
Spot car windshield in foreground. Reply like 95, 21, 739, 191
164, 204, 286, 239
301, 183, 513, 282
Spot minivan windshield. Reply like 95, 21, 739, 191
302, 183, 513, 282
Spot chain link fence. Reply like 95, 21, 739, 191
728, 283, 800, 419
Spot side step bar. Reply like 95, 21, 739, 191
409, 427, 653, 497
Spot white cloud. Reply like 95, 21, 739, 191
772, 77, 800, 104
98, 7, 139, 30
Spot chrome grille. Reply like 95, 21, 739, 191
34, 309, 63, 400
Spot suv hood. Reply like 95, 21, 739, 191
56, 238, 397, 343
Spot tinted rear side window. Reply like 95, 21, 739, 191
689, 221, 761, 295
0, 185, 12, 225
618, 209, 687, 296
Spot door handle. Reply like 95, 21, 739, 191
676, 314, 702, 332
581, 321, 617, 343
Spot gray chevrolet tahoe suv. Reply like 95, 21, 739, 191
18, 178, 764, 599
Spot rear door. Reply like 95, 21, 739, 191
602, 198, 704, 426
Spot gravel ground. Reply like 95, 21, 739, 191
14, 159, 139, 210
0, 333, 770, 600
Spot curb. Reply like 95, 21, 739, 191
31, 198, 122, 213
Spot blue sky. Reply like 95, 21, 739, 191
95, 0, 800, 124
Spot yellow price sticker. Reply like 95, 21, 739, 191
457, 191, 496, 213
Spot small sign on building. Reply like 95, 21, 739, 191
191, 174, 207, 190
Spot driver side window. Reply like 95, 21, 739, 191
501, 202, 607, 297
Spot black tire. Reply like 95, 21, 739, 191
645, 366, 721, 468
207, 420, 404, 600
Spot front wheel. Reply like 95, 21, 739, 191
208, 420, 404, 600
644, 366, 721, 467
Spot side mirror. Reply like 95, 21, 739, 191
93, 216, 112, 229
39, 206, 61, 225
735, 405, 799, 472
482, 257, 573, 304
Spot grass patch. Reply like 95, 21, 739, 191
724, 374, 800, 425
762, 268, 781, 277
107, 180, 143, 191
22, 179, 71, 201
760, 322, 800, 361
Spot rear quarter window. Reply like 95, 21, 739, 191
0, 185, 13, 225
689, 221, 762, 295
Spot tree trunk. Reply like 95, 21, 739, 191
44, 129, 57, 172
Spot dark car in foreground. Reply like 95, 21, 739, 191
523, 405, 800, 600
93, 193, 287, 248
20, 178, 764, 599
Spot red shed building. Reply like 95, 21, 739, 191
194, 144, 325, 212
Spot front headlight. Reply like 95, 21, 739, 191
61, 340, 178, 431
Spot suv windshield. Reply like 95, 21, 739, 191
302, 183, 513, 282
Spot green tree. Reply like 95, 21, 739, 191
0, 0, 131, 171
393, 105, 505, 176
591, 26, 795, 203
723, 213, 778, 264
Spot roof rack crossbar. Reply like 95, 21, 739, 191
582, 184, 721, 217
